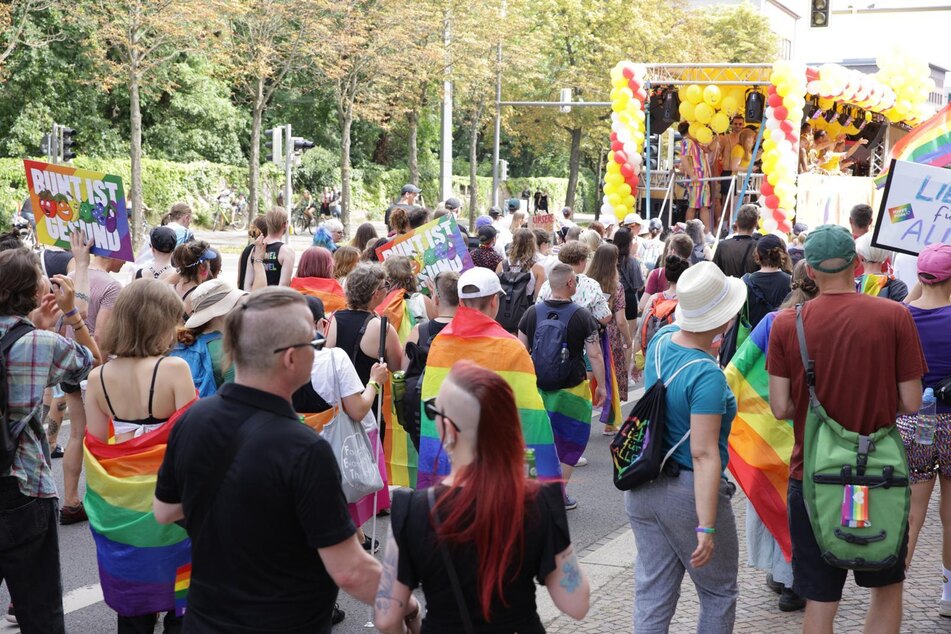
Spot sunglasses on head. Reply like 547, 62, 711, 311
423, 397, 461, 433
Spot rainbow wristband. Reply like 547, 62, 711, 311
64, 308, 78, 318
695, 526, 716, 534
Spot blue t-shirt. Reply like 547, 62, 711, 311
644, 325, 737, 472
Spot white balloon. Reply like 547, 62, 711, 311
611, 112, 621, 125
629, 153, 643, 167
602, 195, 611, 205
623, 142, 638, 157
631, 163, 642, 176
601, 203, 613, 215
765, 118, 781, 130
616, 129, 632, 143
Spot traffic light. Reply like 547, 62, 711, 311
644, 136, 659, 171
40, 134, 51, 157
811, 0, 829, 27
292, 137, 315, 153
499, 159, 509, 181
61, 127, 77, 162
264, 127, 282, 164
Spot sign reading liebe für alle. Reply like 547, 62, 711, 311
24, 160, 134, 261
873, 159, 951, 257
375, 214, 473, 286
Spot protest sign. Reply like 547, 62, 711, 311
23, 160, 134, 261
376, 214, 473, 286
873, 159, 951, 256
528, 213, 555, 234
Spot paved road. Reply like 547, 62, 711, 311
0, 234, 636, 632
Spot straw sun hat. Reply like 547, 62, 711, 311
184, 279, 247, 329
673, 262, 747, 333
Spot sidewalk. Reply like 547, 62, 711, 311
539, 485, 951, 633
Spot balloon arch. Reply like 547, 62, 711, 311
603, 58, 936, 234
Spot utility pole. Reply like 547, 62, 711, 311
439, 5, 453, 201
490, 0, 505, 209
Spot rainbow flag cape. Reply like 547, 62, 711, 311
376, 288, 418, 488
84, 403, 195, 617
725, 312, 793, 560
290, 277, 347, 314
417, 306, 561, 488
875, 103, 951, 187
595, 331, 622, 427
857, 273, 888, 297
540, 381, 592, 467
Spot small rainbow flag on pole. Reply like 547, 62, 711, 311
596, 331, 622, 428
84, 403, 195, 617
290, 277, 347, 314
725, 312, 793, 560
875, 103, 951, 187
417, 306, 561, 488
376, 288, 419, 488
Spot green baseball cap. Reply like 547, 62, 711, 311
804, 224, 856, 274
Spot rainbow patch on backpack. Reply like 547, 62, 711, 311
888, 203, 914, 224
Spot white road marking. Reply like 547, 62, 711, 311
63, 583, 103, 614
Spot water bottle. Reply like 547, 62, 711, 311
916, 387, 937, 445
559, 342, 569, 364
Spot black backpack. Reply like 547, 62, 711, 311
531, 302, 582, 391
401, 320, 447, 451
1, 323, 37, 473
496, 261, 534, 333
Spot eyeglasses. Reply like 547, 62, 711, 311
423, 397, 461, 433
272, 337, 325, 354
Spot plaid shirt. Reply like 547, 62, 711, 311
1, 316, 93, 498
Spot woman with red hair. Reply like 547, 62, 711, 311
289, 246, 346, 313
375, 361, 590, 633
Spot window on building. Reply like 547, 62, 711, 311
779, 38, 792, 60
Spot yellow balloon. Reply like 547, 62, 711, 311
684, 84, 703, 105
679, 101, 695, 122
694, 103, 713, 124
695, 125, 713, 145
710, 112, 730, 134
608, 193, 622, 206
624, 195, 637, 208
613, 205, 627, 218
619, 183, 632, 197
720, 96, 738, 116
703, 85, 722, 107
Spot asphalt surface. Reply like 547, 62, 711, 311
0, 226, 637, 633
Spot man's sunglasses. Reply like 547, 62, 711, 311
272, 337, 326, 354
423, 397, 461, 433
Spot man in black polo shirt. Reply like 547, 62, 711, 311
712, 203, 760, 278
154, 287, 400, 633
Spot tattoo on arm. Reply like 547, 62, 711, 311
559, 554, 582, 594
374, 535, 403, 616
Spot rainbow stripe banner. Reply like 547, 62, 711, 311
596, 332, 622, 427
540, 381, 592, 467
725, 312, 793, 561
84, 404, 194, 617
417, 306, 561, 488
376, 288, 418, 488
290, 277, 347, 314
857, 273, 888, 297
875, 103, 951, 187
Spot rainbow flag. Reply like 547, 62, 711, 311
725, 312, 793, 561
84, 403, 195, 617
540, 381, 592, 467
595, 331, 622, 427
857, 273, 888, 297
290, 277, 347, 314
376, 288, 418, 488
875, 103, 951, 187
417, 306, 561, 488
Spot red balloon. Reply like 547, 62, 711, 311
768, 94, 783, 108
780, 120, 793, 133
620, 164, 634, 179
612, 140, 624, 152
614, 150, 628, 165
610, 132, 618, 142
628, 79, 641, 93
773, 106, 788, 120
785, 131, 798, 144
767, 85, 777, 96
760, 181, 774, 197
622, 67, 634, 80
634, 88, 647, 103
628, 176, 639, 189
765, 195, 780, 209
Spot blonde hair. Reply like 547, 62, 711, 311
265, 206, 288, 235
102, 279, 183, 357
509, 211, 526, 233
333, 246, 361, 280
508, 228, 537, 270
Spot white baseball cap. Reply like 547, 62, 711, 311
623, 212, 644, 226
457, 267, 506, 299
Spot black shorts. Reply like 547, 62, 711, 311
787, 479, 907, 602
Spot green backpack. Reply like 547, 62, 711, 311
796, 304, 910, 571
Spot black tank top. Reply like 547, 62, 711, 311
332, 309, 377, 385
263, 242, 284, 286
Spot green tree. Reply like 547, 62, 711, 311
695, 3, 779, 63
0, 0, 61, 74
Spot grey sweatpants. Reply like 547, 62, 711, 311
625, 470, 739, 633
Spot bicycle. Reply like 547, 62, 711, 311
212, 200, 248, 232
291, 204, 316, 235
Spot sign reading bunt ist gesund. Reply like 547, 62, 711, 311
24, 160, 134, 261
376, 214, 473, 286
873, 159, 951, 256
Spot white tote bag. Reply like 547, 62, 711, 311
319, 353, 384, 504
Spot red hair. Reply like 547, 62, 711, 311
297, 246, 334, 279
434, 361, 540, 620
